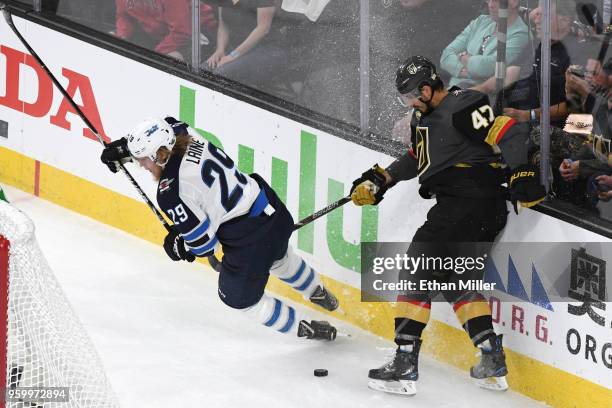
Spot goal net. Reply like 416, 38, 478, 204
0, 200, 119, 407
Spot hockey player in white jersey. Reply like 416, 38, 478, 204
100, 117, 339, 340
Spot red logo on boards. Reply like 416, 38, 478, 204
0, 44, 109, 143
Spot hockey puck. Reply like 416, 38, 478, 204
314, 369, 328, 377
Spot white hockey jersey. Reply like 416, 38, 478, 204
157, 127, 262, 257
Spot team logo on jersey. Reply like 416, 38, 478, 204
158, 178, 175, 194
415, 126, 431, 176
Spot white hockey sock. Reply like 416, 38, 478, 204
270, 245, 322, 299
244, 294, 303, 335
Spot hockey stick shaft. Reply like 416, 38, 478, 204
207, 195, 352, 271
0, 5, 171, 232
292, 196, 351, 231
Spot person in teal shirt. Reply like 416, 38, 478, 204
440, 0, 528, 89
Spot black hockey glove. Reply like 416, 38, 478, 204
350, 164, 388, 206
100, 137, 131, 173
163, 228, 196, 262
508, 164, 546, 214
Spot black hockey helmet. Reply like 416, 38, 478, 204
395, 56, 440, 95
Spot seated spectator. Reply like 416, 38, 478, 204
500, 0, 594, 128
566, 58, 612, 115
205, 0, 286, 89
486, 1, 608, 210
558, 59, 612, 208
559, 154, 612, 208
440, 0, 528, 89
115, 0, 217, 62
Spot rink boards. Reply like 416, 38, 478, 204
0, 15, 610, 407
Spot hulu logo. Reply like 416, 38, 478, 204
179, 85, 378, 273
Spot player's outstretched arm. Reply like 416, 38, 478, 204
385, 152, 418, 183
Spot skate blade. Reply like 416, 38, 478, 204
368, 379, 417, 396
473, 375, 508, 391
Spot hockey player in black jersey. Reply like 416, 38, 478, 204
100, 117, 339, 341
352, 56, 546, 395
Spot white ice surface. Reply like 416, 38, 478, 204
5, 185, 547, 408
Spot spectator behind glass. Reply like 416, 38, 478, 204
115, 0, 217, 61
440, 0, 528, 89
206, 0, 285, 89
559, 59, 612, 207
500, 0, 594, 128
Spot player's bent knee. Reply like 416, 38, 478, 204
217, 285, 265, 310
217, 268, 269, 309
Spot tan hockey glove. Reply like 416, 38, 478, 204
350, 164, 388, 206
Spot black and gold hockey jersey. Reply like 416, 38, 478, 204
387, 88, 507, 187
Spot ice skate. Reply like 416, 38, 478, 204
471, 334, 509, 391
368, 340, 420, 396
308, 285, 339, 312
297, 320, 337, 340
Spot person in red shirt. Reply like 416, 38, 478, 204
115, 0, 217, 61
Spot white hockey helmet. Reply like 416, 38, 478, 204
126, 118, 176, 164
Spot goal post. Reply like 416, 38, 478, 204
0, 236, 8, 408
0, 200, 119, 407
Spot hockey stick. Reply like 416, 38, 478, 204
207, 196, 352, 272
1, 4, 351, 270
2, 4, 349, 272
0, 5, 172, 233
292, 196, 351, 230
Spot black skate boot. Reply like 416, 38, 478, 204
297, 320, 337, 340
309, 285, 339, 312
470, 334, 508, 391
368, 340, 420, 396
